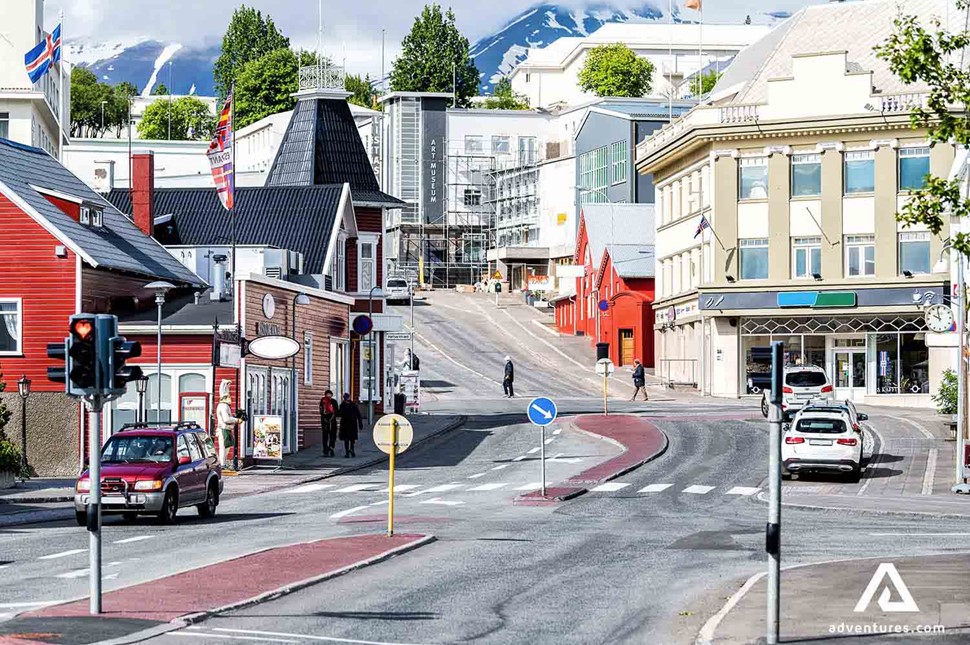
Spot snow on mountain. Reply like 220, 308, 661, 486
72, 39, 220, 96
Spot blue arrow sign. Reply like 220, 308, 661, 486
527, 397, 557, 427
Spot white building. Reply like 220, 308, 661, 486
0, 0, 68, 157
509, 22, 770, 110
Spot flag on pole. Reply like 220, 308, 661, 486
207, 94, 234, 211
694, 214, 710, 239
685, 0, 702, 9
24, 24, 62, 83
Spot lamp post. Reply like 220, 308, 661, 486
135, 375, 149, 424
291, 293, 311, 451
145, 282, 175, 424
17, 374, 30, 481
936, 241, 968, 492
368, 285, 385, 428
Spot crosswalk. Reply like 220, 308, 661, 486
589, 482, 759, 496
284, 480, 761, 498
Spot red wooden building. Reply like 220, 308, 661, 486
553, 204, 656, 368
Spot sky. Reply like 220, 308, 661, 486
45, 0, 829, 75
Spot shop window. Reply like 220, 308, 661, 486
899, 231, 931, 275
844, 150, 875, 194
792, 237, 821, 279
791, 153, 821, 197
742, 336, 772, 394
873, 334, 899, 394
898, 147, 931, 191
900, 333, 929, 394
803, 335, 825, 369
145, 373, 172, 424
845, 235, 875, 277
739, 238, 769, 280
739, 157, 768, 200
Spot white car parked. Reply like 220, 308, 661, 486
761, 365, 834, 420
782, 408, 865, 482
385, 277, 412, 304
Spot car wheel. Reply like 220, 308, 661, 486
847, 466, 862, 483
761, 396, 769, 418
197, 482, 218, 518
75, 510, 86, 527
156, 488, 178, 524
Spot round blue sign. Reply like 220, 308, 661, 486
527, 397, 558, 427
598, 299, 609, 312
352, 315, 373, 335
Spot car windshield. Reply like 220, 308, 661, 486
101, 436, 173, 463
388, 279, 408, 287
795, 418, 847, 434
786, 371, 827, 387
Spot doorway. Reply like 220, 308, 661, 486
619, 329, 635, 366
834, 350, 866, 401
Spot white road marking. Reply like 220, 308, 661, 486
469, 483, 508, 491
378, 484, 420, 492
725, 486, 761, 496
682, 485, 715, 495
638, 484, 673, 493
858, 425, 886, 496
548, 454, 583, 464
898, 417, 936, 440
491, 465, 509, 470
527, 447, 540, 454
869, 532, 970, 537
423, 484, 463, 493
697, 570, 766, 644
212, 627, 428, 645
513, 456, 527, 462
922, 448, 938, 496
0, 602, 57, 608
334, 484, 378, 493
56, 569, 120, 580
368, 500, 389, 507
553, 429, 562, 435
544, 438, 555, 445
419, 498, 464, 506
113, 535, 155, 545
467, 473, 487, 479
409, 327, 501, 386
173, 633, 297, 643
283, 483, 335, 494
515, 482, 552, 490
329, 506, 369, 520
591, 482, 630, 492
38, 549, 85, 560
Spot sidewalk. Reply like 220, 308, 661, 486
0, 414, 463, 526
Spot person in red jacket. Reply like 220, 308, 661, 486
319, 390, 337, 457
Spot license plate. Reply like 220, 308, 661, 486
101, 496, 128, 505
809, 439, 833, 446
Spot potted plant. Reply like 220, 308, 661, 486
932, 368, 958, 440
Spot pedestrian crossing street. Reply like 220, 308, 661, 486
282, 481, 763, 498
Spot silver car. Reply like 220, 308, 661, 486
761, 365, 834, 420
385, 278, 412, 304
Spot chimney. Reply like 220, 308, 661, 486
131, 150, 155, 236
211, 254, 228, 302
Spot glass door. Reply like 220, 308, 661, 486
834, 350, 867, 401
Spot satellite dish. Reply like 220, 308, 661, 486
247, 335, 300, 360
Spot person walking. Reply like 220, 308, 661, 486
338, 393, 363, 458
503, 355, 515, 398
631, 359, 648, 401
319, 390, 337, 457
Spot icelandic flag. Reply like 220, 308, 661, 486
207, 94, 234, 211
694, 214, 711, 239
24, 24, 62, 84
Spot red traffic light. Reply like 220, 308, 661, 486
71, 319, 94, 341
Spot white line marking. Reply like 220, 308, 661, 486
419, 498, 464, 506
410, 328, 501, 386
898, 417, 936, 440
56, 569, 89, 579
725, 486, 761, 496
591, 482, 630, 492
378, 484, 420, 492
283, 483, 335, 494
469, 483, 508, 491
492, 465, 509, 470
329, 506, 369, 520
696, 571, 766, 644
922, 448, 938, 496
553, 429, 562, 435
515, 482, 552, 490
113, 535, 155, 545
334, 484, 379, 493
0, 602, 57, 608
513, 456, 527, 462
368, 500, 389, 507
212, 627, 428, 645
638, 484, 673, 493
527, 447, 540, 454
39, 549, 85, 560
682, 485, 715, 495
174, 633, 297, 643
858, 425, 886, 496
544, 438, 555, 445
467, 473, 487, 479
423, 484, 463, 493
869, 532, 970, 537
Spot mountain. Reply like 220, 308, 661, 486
72, 39, 220, 97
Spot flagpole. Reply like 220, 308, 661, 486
58, 10, 65, 160
229, 83, 240, 471
668, 0, 673, 120
698, 3, 703, 104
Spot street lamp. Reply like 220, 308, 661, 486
145, 281, 175, 424
17, 374, 30, 481
135, 375, 149, 424
291, 293, 311, 451
368, 285, 385, 428
936, 241, 968, 493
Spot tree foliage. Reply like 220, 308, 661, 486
213, 5, 290, 99
578, 43, 654, 98
345, 73, 379, 109
877, 3, 970, 256
70, 68, 138, 138
235, 49, 328, 129
390, 4, 480, 108
137, 96, 215, 140
481, 77, 529, 110
152, 83, 169, 96
689, 70, 722, 98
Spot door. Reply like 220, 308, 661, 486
619, 329, 635, 366
834, 350, 866, 401
175, 435, 204, 504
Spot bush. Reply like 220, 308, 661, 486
933, 368, 958, 415
0, 439, 22, 475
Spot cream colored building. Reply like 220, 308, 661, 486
638, 0, 956, 407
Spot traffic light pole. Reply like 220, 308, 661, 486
86, 398, 103, 615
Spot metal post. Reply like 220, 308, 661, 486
410, 286, 415, 367
87, 401, 103, 615
766, 341, 783, 644
603, 372, 609, 416
540, 425, 546, 496
387, 418, 397, 537
20, 396, 28, 479
368, 288, 375, 429
137, 391, 145, 424
956, 257, 966, 488
155, 298, 163, 422
291, 299, 297, 456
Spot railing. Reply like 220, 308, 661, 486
879, 92, 929, 113
718, 103, 760, 124
299, 63, 346, 92
637, 103, 757, 160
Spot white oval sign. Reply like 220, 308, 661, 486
248, 335, 300, 360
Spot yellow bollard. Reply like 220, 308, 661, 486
387, 418, 398, 537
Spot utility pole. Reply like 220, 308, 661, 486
766, 341, 783, 644
87, 401, 102, 614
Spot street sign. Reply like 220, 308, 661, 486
374, 414, 414, 454
596, 358, 615, 376
527, 397, 557, 427
386, 331, 413, 341
598, 299, 609, 312
352, 315, 374, 335
493, 271, 502, 279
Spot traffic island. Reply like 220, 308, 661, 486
5, 534, 435, 645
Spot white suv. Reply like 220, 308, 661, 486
761, 365, 833, 420
385, 278, 412, 304
782, 408, 864, 482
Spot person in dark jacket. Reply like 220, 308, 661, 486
631, 359, 648, 401
338, 393, 363, 457
319, 390, 337, 457
503, 356, 515, 398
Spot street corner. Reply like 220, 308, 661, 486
565, 414, 669, 484
513, 486, 588, 506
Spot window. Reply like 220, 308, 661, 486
518, 136, 537, 164
739, 238, 769, 280
91, 207, 103, 227
739, 157, 768, 200
844, 150, 875, 194
0, 300, 21, 354
899, 231, 931, 275
463, 188, 482, 206
336, 236, 346, 292
610, 140, 628, 185
358, 238, 376, 292
146, 373, 173, 424
491, 135, 510, 155
80, 205, 90, 225
792, 237, 821, 279
579, 146, 609, 204
845, 235, 875, 277
186, 434, 203, 461
0, 113, 8, 140
177, 436, 191, 463
304, 332, 313, 385
791, 154, 821, 197
899, 147, 931, 191
795, 418, 847, 434
464, 135, 483, 154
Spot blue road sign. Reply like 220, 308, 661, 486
527, 397, 558, 427
598, 299, 609, 312
352, 315, 373, 335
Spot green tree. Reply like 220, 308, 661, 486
69, 67, 103, 137
213, 5, 290, 99
481, 77, 529, 110
876, 4, 970, 255
137, 96, 215, 140
578, 43, 654, 98
152, 83, 169, 96
345, 73, 379, 109
689, 70, 722, 98
390, 4, 480, 108
234, 49, 326, 129
108, 81, 139, 138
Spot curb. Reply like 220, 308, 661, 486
565, 415, 670, 485
86, 534, 437, 645
757, 491, 970, 520
0, 494, 74, 505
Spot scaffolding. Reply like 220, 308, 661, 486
490, 158, 539, 248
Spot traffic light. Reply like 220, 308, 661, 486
109, 336, 142, 393
68, 315, 99, 392
47, 339, 69, 386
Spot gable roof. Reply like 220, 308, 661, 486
608, 244, 655, 279
578, 203, 655, 267
106, 184, 353, 275
0, 138, 203, 287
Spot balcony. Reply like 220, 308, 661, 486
878, 92, 929, 113
299, 62, 346, 92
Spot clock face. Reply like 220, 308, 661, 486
925, 304, 955, 333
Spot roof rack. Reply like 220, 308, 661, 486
120, 421, 203, 431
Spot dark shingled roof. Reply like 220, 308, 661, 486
118, 292, 234, 327
106, 185, 345, 275
266, 97, 404, 207
0, 138, 203, 287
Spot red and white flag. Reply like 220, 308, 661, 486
207, 94, 234, 211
